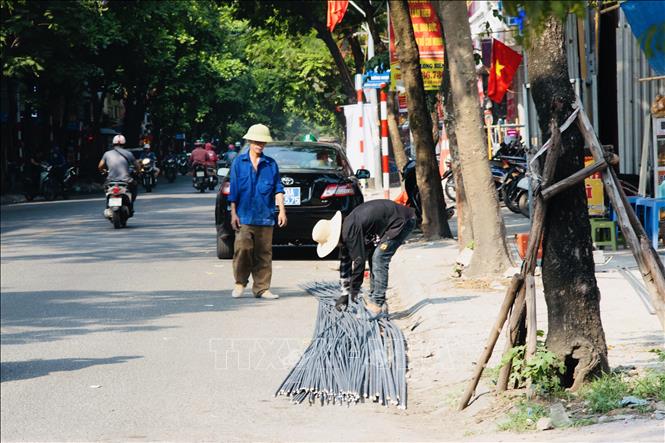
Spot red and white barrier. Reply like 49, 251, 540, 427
380, 87, 389, 198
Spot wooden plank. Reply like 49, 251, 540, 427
458, 274, 524, 410
577, 105, 665, 328
541, 159, 608, 201
496, 285, 526, 392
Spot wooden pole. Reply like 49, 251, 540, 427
458, 274, 524, 410
541, 160, 608, 201
525, 274, 537, 399
576, 104, 665, 328
496, 285, 526, 391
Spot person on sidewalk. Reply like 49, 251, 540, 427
228, 123, 287, 300
311, 200, 416, 314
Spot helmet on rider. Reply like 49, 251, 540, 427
204, 142, 213, 150
228, 143, 235, 150
302, 133, 318, 142
143, 143, 151, 150
235, 141, 241, 148
112, 134, 126, 146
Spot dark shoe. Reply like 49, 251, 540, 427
335, 295, 349, 311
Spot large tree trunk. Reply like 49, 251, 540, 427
527, 18, 608, 389
439, 1, 510, 274
389, 0, 451, 239
433, 4, 473, 247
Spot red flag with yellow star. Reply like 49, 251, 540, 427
487, 39, 522, 103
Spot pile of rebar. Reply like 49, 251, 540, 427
275, 282, 407, 408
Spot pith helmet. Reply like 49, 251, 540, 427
243, 124, 273, 143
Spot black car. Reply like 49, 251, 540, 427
215, 141, 370, 259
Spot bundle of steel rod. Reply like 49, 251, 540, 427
275, 281, 407, 408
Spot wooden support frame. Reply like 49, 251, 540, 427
541, 159, 608, 201
576, 102, 665, 328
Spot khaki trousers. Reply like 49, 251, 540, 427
233, 225, 273, 296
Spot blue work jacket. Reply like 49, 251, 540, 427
228, 152, 284, 226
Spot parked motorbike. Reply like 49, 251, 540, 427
61, 166, 79, 198
103, 181, 133, 229
24, 161, 60, 201
177, 152, 190, 175
164, 157, 177, 183
140, 158, 156, 192
499, 164, 529, 214
401, 159, 454, 222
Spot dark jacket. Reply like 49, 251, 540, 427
339, 200, 416, 296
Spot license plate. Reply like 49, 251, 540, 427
284, 187, 301, 206
108, 197, 122, 207
196, 171, 205, 177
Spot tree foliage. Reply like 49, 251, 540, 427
1, 0, 345, 149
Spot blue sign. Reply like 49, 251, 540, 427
621, 0, 665, 75
175, 133, 186, 140
363, 70, 390, 89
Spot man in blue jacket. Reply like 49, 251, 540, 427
228, 124, 287, 300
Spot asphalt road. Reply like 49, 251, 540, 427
1, 176, 437, 441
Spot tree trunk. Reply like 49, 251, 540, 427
123, 85, 147, 148
310, 19, 356, 102
527, 17, 608, 389
346, 31, 366, 74
389, 0, 451, 239
387, 91, 409, 172
439, 1, 510, 274
433, 4, 473, 247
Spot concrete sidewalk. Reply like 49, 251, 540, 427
381, 205, 664, 440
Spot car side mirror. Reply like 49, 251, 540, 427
355, 169, 370, 179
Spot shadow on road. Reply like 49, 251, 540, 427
1, 356, 142, 382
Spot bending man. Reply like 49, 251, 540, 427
312, 200, 416, 314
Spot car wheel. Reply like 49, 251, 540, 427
217, 235, 233, 259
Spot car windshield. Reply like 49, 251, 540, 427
264, 145, 344, 170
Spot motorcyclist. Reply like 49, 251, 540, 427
204, 142, 218, 168
190, 141, 208, 168
139, 143, 160, 177
224, 143, 238, 164
98, 134, 140, 210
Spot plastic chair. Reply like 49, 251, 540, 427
589, 218, 618, 251
637, 198, 665, 250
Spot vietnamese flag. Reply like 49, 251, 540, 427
487, 39, 523, 103
327, 0, 349, 32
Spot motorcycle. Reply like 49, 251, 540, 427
401, 159, 454, 222
140, 158, 157, 192
103, 180, 133, 229
24, 161, 60, 201
192, 163, 218, 192
192, 164, 208, 192
164, 157, 177, 183
177, 152, 190, 175
61, 166, 79, 198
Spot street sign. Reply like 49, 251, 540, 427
175, 133, 185, 140
363, 70, 390, 89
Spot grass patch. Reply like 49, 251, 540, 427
631, 370, 665, 401
579, 373, 630, 413
498, 401, 547, 432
